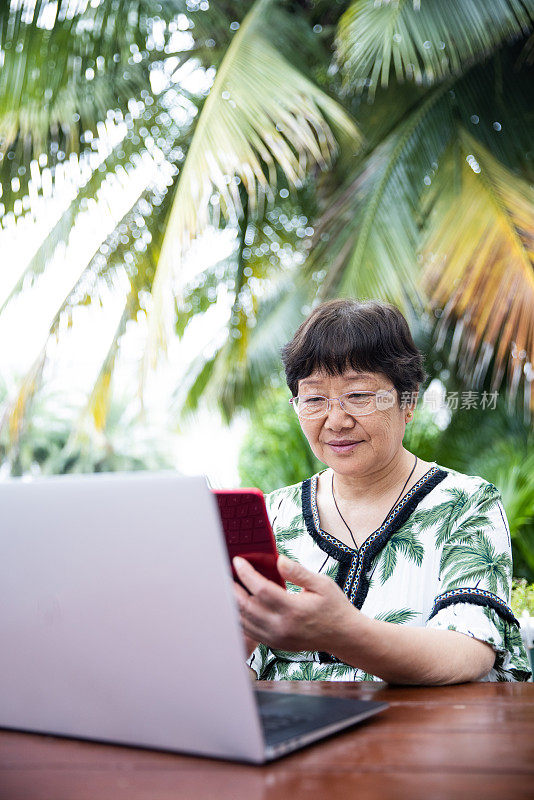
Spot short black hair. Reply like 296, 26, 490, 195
281, 299, 425, 402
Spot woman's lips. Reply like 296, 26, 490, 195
326, 440, 362, 453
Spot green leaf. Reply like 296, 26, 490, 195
379, 540, 398, 585
440, 533, 512, 594
0, 0, 179, 204
146, 0, 360, 368
336, 0, 534, 96
423, 133, 534, 413
309, 79, 455, 311
375, 607, 418, 624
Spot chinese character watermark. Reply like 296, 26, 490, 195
400, 390, 500, 412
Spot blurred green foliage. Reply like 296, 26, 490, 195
238, 383, 323, 494
511, 579, 534, 618
0, 384, 173, 477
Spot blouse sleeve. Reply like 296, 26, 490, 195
247, 643, 277, 680
426, 482, 531, 682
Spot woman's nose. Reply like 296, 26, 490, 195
324, 398, 355, 427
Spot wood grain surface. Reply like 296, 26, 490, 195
1, 682, 533, 800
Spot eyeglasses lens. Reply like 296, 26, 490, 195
296, 392, 377, 418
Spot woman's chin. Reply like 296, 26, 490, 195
320, 451, 369, 474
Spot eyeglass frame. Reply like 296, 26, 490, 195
289, 388, 396, 419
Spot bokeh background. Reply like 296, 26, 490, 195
0, 0, 533, 600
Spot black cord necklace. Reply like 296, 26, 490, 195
331, 454, 418, 550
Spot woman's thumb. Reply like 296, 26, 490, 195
277, 554, 322, 591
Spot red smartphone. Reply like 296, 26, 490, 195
212, 488, 286, 590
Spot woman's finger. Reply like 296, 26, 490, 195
233, 556, 287, 609
241, 614, 278, 646
233, 580, 250, 609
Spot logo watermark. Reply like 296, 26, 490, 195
397, 390, 500, 411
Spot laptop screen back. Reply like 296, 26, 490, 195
0, 472, 265, 762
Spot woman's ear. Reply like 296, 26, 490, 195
404, 390, 418, 423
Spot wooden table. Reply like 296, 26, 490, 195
1, 682, 533, 800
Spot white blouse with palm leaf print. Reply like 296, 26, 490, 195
247, 464, 532, 682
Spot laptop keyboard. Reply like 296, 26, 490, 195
215, 495, 269, 544
261, 712, 310, 734
256, 690, 389, 752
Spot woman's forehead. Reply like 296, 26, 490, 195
298, 370, 385, 388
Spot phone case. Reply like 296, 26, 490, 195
212, 488, 286, 589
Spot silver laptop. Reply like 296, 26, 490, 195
0, 472, 387, 763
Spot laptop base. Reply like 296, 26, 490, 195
256, 690, 388, 760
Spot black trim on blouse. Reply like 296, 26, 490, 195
350, 469, 448, 609
429, 588, 520, 627
302, 467, 448, 611
307, 467, 449, 666
302, 477, 353, 591
299, 470, 520, 667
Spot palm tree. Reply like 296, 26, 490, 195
409, 485, 501, 549
330, 4, 533, 403
178, 0, 534, 423
0, 0, 359, 441
1, 0, 533, 446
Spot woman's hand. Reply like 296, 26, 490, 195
232, 553, 355, 653
233, 554, 497, 686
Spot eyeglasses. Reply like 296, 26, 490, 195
289, 389, 396, 419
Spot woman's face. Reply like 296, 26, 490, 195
296, 369, 410, 478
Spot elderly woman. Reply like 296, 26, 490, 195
233, 299, 531, 684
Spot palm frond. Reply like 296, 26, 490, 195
375, 608, 418, 624
0, 0, 187, 134
145, 0, 360, 369
309, 80, 454, 312
1, 171, 175, 447
288, 662, 318, 681
423, 132, 534, 413
0, 347, 47, 445
394, 532, 425, 566
408, 491, 470, 535
324, 561, 340, 580
83, 293, 140, 432
336, 0, 533, 97
0, 0, 204, 225
440, 518, 494, 551
444, 48, 534, 182
74, 176, 178, 431
276, 526, 302, 544
0, 0, 175, 179
440, 534, 512, 593
328, 662, 358, 678
181, 267, 311, 420
0, 107, 169, 312
379, 541, 397, 584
